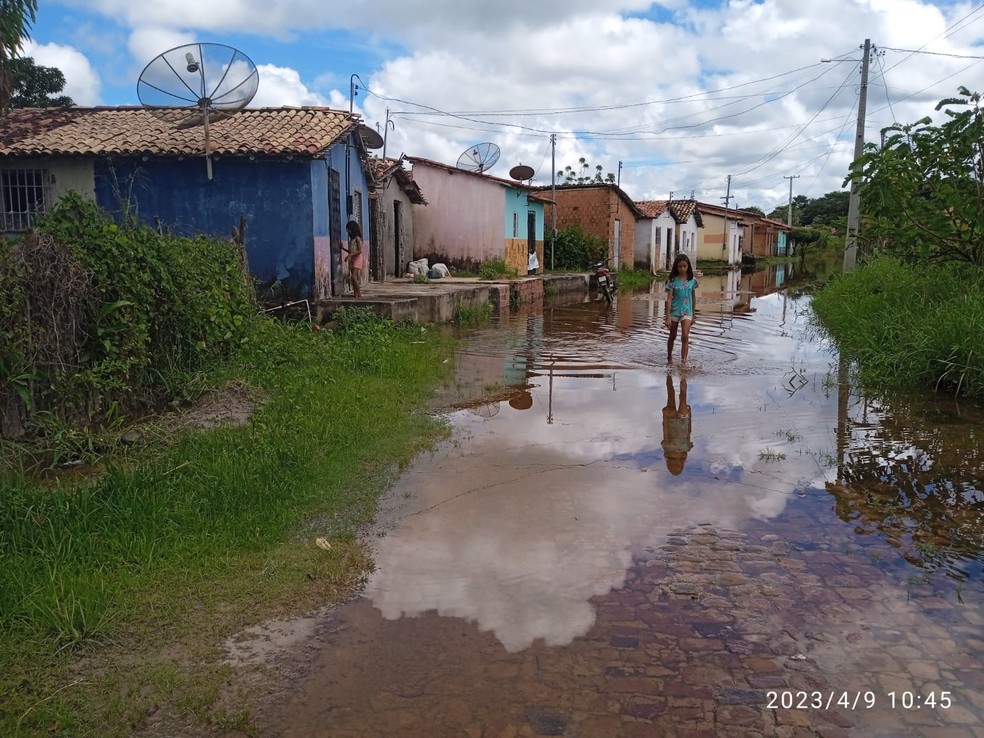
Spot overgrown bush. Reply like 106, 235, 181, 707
0, 193, 257, 443
545, 224, 607, 270
478, 259, 518, 280
811, 257, 984, 399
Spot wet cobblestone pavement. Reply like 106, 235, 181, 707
269, 521, 983, 737
253, 280, 984, 737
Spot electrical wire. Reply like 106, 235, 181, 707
879, 3, 984, 75
875, 52, 898, 125
731, 63, 858, 178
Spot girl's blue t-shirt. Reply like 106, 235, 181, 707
665, 277, 698, 316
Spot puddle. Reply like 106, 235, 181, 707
257, 266, 984, 737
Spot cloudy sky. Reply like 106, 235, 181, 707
29, 0, 984, 211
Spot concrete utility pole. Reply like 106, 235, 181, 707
783, 174, 800, 229
844, 39, 872, 273
381, 108, 395, 159
721, 174, 733, 262
550, 133, 556, 270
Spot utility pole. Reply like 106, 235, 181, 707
381, 108, 395, 159
550, 133, 556, 270
721, 174, 732, 264
783, 174, 800, 229
844, 39, 871, 273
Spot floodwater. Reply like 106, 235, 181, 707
256, 264, 984, 737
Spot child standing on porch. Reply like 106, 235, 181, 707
664, 254, 698, 364
344, 220, 364, 299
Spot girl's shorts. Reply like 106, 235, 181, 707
668, 314, 693, 324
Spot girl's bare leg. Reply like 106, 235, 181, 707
667, 322, 678, 362
680, 318, 692, 363
351, 265, 362, 298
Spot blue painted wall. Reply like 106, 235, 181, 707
94, 156, 316, 299
502, 187, 545, 239
91, 133, 371, 300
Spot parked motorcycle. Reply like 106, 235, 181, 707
593, 259, 618, 303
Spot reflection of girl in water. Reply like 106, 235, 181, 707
662, 374, 693, 476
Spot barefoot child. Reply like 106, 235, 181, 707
664, 254, 698, 363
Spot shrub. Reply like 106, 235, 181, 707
545, 224, 607, 270
0, 194, 257, 444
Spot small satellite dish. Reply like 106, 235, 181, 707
456, 142, 500, 174
137, 42, 259, 180
358, 124, 384, 150
509, 164, 535, 181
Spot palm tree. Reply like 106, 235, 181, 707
0, 0, 39, 112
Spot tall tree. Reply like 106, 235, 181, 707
557, 158, 616, 185
11, 57, 73, 107
851, 86, 984, 266
0, 0, 38, 112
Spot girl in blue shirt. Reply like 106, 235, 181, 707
664, 254, 698, 363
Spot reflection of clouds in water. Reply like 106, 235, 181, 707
368, 297, 846, 653
367, 422, 801, 652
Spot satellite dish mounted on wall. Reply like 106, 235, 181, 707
456, 142, 500, 174
137, 42, 259, 180
509, 164, 535, 183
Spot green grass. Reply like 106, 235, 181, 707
811, 257, 984, 399
453, 302, 494, 326
0, 310, 456, 737
615, 268, 653, 291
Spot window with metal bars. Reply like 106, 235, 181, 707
1, 169, 52, 231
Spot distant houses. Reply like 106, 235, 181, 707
0, 104, 791, 294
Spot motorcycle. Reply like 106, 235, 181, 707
593, 259, 618, 303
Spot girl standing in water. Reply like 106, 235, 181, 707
664, 254, 698, 364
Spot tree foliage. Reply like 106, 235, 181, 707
0, 0, 38, 112
11, 57, 73, 107
556, 157, 616, 185
850, 86, 984, 267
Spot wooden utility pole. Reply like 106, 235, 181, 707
843, 39, 871, 272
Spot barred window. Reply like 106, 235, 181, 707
352, 190, 363, 230
1, 169, 52, 231
512, 212, 518, 238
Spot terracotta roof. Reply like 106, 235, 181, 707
533, 182, 646, 219
636, 199, 703, 227
368, 155, 426, 205
636, 200, 668, 219
695, 200, 745, 222
407, 156, 540, 191
0, 106, 357, 158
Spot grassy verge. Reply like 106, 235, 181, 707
811, 257, 984, 399
615, 268, 653, 291
0, 309, 456, 737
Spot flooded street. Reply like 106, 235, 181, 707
258, 267, 984, 737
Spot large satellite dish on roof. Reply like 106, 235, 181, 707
456, 142, 500, 174
137, 42, 259, 180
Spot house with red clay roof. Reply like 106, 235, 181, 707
695, 201, 745, 267
536, 183, 644, 270
0, 106, 377, 300
406, 156, 546, 276
737, 211, 790, 259
367, 155, 426, 280
634, 199, 703, 273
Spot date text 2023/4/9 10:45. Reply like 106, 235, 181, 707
766, 691, 954, 711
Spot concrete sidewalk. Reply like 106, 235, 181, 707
314, 273, 590, 324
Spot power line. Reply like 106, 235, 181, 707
880, 3, 984, 75
879, 46, 984, 60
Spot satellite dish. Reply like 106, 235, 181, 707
358, 125, 384, 150
456, 142, 500, 174
509, 164, 535, 182
137, 42, 259, 180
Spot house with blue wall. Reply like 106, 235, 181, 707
0, 106, 376, 300
406, 156, 546, 275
